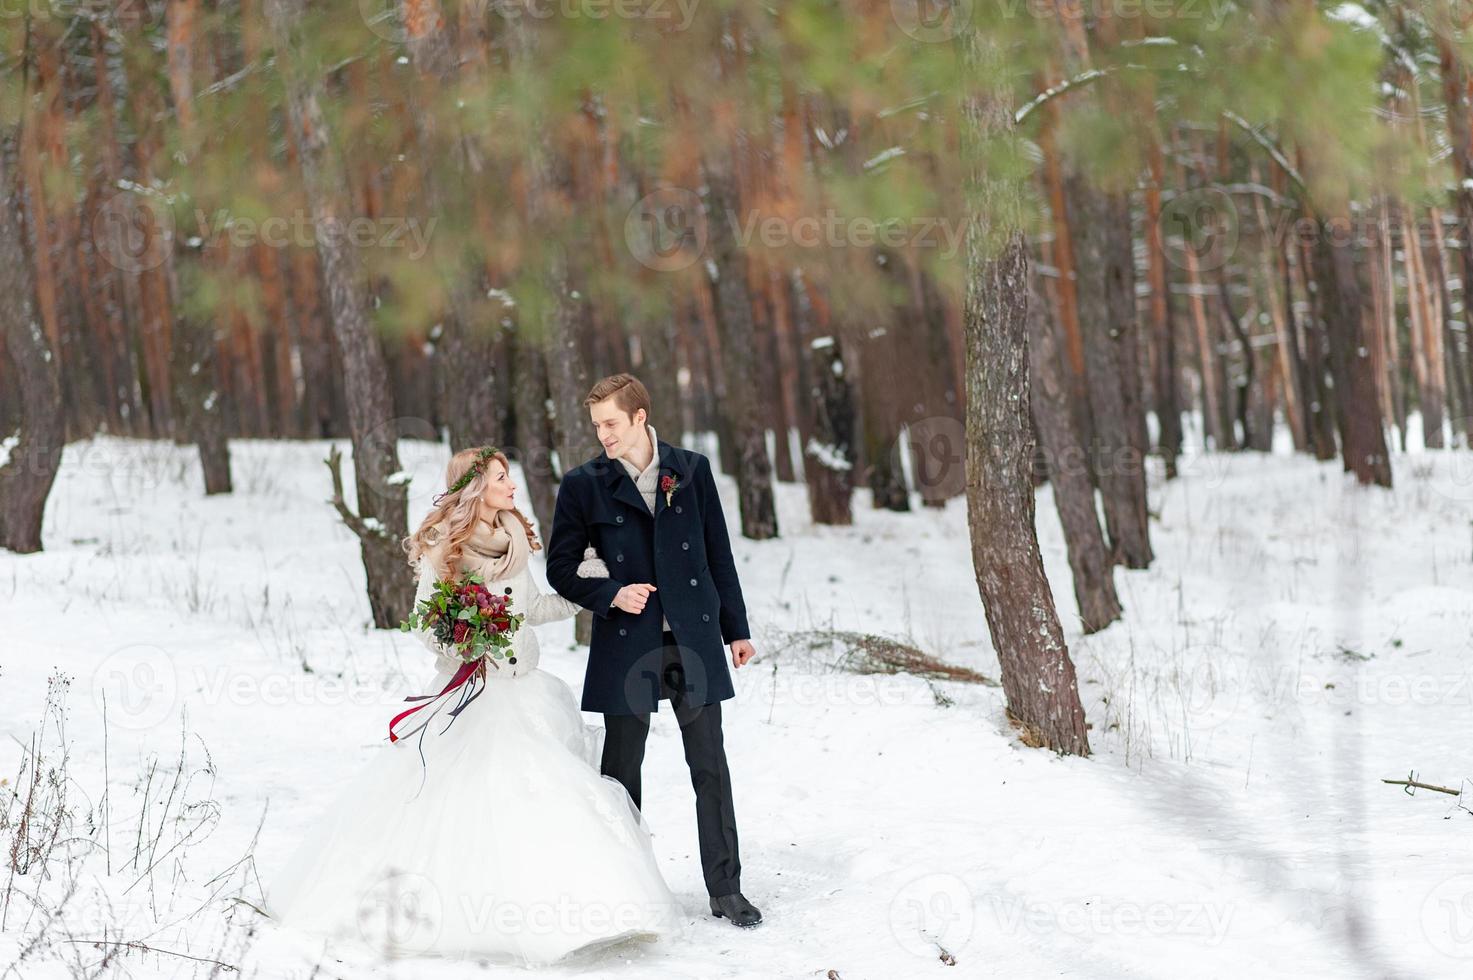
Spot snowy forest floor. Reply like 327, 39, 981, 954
1, 427, 1471, 979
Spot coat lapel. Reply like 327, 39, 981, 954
599, 438, 686, 521
603, 456, 651, 517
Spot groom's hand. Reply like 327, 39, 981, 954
612, 583, 657, 614
730, 639, 755, 668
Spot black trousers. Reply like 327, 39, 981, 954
601, 631, 742, 898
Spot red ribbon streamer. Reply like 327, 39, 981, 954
387, 659, 484, 743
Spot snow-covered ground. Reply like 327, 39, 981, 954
1, 426, 1471, 979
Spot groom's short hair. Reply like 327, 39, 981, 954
584, 373, 652, 422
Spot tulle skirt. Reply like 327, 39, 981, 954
262, 666, 686, 967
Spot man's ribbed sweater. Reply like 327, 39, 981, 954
615, 423, 671, 632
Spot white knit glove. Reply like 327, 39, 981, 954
576, 545, 610, 579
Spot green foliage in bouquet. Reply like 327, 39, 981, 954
399, 572, 525, 666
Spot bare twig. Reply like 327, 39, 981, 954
324, 444, 389, 541
1383, 773, 1463, 796
59, 938, 238, 971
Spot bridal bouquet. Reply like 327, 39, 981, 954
390, 572, 524, 745
398, 572, 524, 666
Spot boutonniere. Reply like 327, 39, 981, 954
660, 474, 680, 507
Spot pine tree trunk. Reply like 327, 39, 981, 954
165, 0, 232, 493
0, 138, 64, 554
267, 0, 412, 626
1310, 213, 1393, 487
702, 162, 778, 539
1369, 200, 1402, 447
805, 335, 856, 526
1216, 266, 1261, 451
900, 254, 963, 509
961, 31, 1089, 756
1066, 179, 1152, 568
1145, 135, 1183, 475
635, 316, 683, 441
502, 12, 600, 534
854, 321, 911, 511
787, 269, 820, 473
1288, 229, 1338, 460
767, 265, 804, 482
115, 1, 176, 439
1430, 211, 1473, 438
511, 334, 557, 537
1407, 207, 1448, 448
400, 0, 501, 453
89, 17, 146, 436
1029, 277, 1121, 633
168, 259, 233, 494
1253, 164, 1307, 452
289, 230, 337, 437
751, 275, 796, 483
1038, 59, 1091, 451
1439, 37, 1473, 431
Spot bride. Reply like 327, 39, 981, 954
263, 446, 686, 966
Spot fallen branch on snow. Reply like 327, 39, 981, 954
1382, 772, 1463, 797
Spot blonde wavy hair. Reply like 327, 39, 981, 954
401, 447, 542, 579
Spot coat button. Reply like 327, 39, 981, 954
682, 542, 689, 550
675, 505, 682, 514
616, 553, 624, 562
689, 577, 697, 586
702, 613, 710, 622
616, 515, 624, 523
619, 628, 627, 636
503, 586, 512, 594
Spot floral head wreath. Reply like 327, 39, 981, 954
433, 446, 499, 505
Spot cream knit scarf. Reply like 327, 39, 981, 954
431, 507, 530, 582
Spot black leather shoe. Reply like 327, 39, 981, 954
709, 892, 762, 927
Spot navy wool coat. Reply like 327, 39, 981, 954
545, 440, 751, 715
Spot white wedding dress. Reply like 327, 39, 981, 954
263, 543, 686, 967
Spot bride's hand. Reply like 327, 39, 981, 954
576, 546, 610, 579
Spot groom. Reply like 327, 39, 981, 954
545, 373, 763, 928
